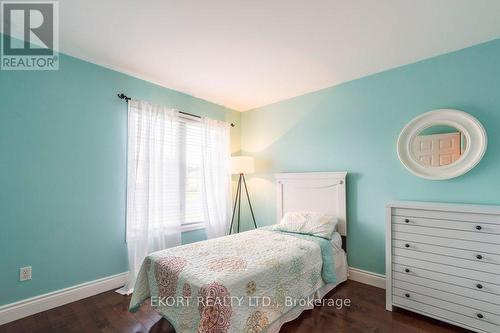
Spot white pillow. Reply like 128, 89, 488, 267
274, 211, 338, 240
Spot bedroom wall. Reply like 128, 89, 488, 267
239, 38, 500, 275
0, 50, 239, 306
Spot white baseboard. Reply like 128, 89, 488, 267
348, 267, 386, 289
0, 272, 128, 326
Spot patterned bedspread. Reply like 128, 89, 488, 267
129, 228, 336, 333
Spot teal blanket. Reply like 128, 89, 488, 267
267, 229, 337, 284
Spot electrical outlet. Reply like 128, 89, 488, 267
20, 266, 32, 281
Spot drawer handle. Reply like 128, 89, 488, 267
405, 243, 410, 248
476, 225, 482, 230
476, 254, 483, 260
405, 268, 410, 273
477, 313, 484, 319
477, 284, 483, 289
404, 219, 410, 223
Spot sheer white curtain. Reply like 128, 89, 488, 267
118, 100, 183, 294
200, 118, 232, 239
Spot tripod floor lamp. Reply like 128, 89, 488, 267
229, 156, 257, 234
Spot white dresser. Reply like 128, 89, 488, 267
386, 201, 500, 333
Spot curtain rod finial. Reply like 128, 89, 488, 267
117, 93, 130, 102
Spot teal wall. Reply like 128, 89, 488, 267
240, 39, 500, 275
0, 52, 238, 305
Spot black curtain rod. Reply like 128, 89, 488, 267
117, 93, 235, 127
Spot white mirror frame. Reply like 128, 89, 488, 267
397, 109, 487, 180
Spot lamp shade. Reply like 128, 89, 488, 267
231, 156, 255, 174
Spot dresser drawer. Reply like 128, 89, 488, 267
392, 239, 500, 265
393, 281, 500, 325
392, 215, 500, 234
393, 255, 500, 285
393, 231, 500, 255
393, 224, 500, 244
392, 207, 500, 224
393, 270, 500, 305
394, 247, 500, 275
394, 295, 497, 333
393, 290, 500, 333
393, 263, 500, 298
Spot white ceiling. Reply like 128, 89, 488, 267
60, 0, 500, 111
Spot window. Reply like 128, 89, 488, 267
180, 117, 205, 230
128, 111, 207, 233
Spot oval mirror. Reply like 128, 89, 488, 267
397, 109, 487, 180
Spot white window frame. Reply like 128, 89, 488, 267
178, 113, 206, 232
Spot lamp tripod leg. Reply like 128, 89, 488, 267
242, 174, 258, 229
237, 174, 242, 233
229, 175, 241, 234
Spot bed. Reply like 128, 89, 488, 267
129, 172, 348, 332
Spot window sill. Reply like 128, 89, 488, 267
181, 222, 206, 233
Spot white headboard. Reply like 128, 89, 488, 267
275, 172, 347, 236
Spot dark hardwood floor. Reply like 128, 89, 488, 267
0, 281, 472, 333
